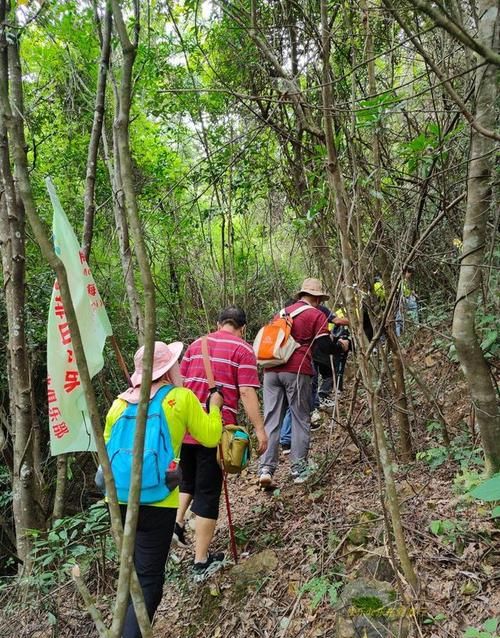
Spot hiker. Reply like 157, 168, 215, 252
311, 316, 352, 420
104, 341, 223, 638
175, 306, 267, 581
311, 303, 336, 414
396, 267, 419, 336
258, 278, 349, 486
279, 299, 334, 451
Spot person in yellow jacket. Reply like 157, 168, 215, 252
104, 341, 223, 638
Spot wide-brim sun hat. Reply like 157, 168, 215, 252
297, 277, 330, 300
130, 341, 184, 387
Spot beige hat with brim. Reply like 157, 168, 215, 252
297, 277, 329, 300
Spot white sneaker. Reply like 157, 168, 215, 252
258, 472, 273, 488
319, 398, 336, 414
319, 397, 336, 410
311, 409, 322, 424
292, 467, 314, 484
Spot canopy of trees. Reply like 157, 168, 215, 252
0, 1, 498, 637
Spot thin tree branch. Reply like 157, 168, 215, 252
405, 0, 500, 67
384, 0, 500, 141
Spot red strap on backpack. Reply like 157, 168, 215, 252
201, 336, 224, 410
200, 335, 238, 563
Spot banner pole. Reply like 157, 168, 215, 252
110, 335, 132, 387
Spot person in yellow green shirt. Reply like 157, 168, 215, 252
373, 277, 386, 302
104, 341, 223, 638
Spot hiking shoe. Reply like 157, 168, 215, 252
192, 552, 226, 582
311, 409, 321, 423
319, 397, 335, 411
172, 522, 188, 549
292, 467, 314, 484
310, 409, 322, 431
281, 442, 291, 455
258, 472, 273, 488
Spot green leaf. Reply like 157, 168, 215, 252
480, 330, 498, 353
491, 506, 500, 518
470, 474, 500, 501
328, 586, 339, 605
47, 612, 57, 626
356, 92, 396, 128
483, 618, 498, 633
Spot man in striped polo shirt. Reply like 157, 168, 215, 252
175, 306, 267, 581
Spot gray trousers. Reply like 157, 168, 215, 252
259, 371, 312, 475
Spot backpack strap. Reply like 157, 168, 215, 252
200, 336, 224, 411
149, 384, 174, 410
201, 336, 216, 388
280, 304, 316, 319
118, 384, 174, 415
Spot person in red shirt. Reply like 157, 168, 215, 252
175, 306, 267, 581
258, 278, 349, 486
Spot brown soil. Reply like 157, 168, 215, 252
4, 327, 499, 638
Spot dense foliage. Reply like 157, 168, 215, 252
0, 0, 498, 636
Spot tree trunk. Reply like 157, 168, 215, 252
361, 0, 413, 462
109, 1, 156, 636
82, 3, 112, 260
452, 0, 500, 476
52, 455, 68, 522
0, 8, 42, 570
102, 122, 144, 341
0, 7, 148, 630
320, 0, 418, 592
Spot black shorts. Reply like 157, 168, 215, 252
179, 444, 223, 520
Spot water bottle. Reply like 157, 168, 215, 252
231, 430, 249, 469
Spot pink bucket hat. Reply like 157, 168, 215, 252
130, 341, 184, 387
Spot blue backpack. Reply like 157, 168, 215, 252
106, 385, 175, 504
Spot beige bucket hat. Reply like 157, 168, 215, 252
297, 277, 330, 300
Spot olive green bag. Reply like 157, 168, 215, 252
217, 425, 251, 474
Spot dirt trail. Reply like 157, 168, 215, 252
155, 336, 499, 638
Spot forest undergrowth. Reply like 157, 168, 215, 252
2, 324, 498, 638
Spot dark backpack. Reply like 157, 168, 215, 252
106, 384, 174, 504
312, 325, 351, 367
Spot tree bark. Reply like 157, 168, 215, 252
52, 455, 68, 522
82, 3, 112, 260
406, 0, 500, 67
102, 122, 144, 341
384, 0, 500, 142
0, 7, 148, 628
0, 5, 41, 570
361, 0, 413, 462
452, 0, 500, 476
109, 2, 156, 636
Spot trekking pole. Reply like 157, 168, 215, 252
218, 443, 239, 564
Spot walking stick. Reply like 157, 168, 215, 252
218, 443, 239, 564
